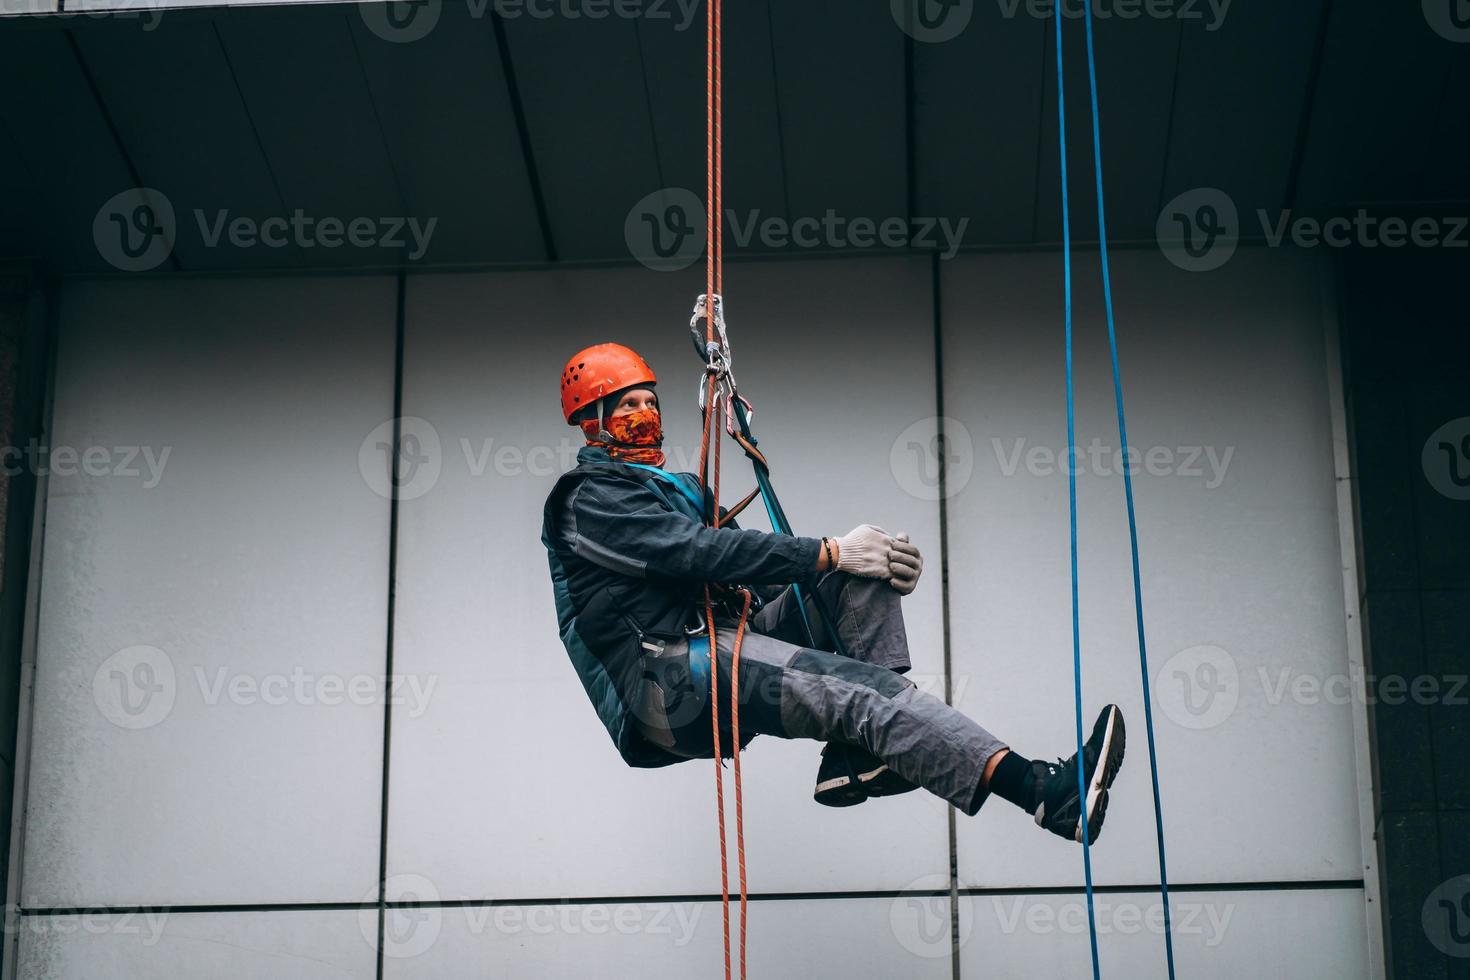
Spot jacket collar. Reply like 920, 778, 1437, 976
576, 444, 612, 465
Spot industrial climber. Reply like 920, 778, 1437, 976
540, 342, 1126, 842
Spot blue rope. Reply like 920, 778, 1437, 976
1052, 9, 1102, 979
1079, 5, 1176, 975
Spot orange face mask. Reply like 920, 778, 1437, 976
581, 407, 666, 467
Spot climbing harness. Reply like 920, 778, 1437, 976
1056, 3, 1175, 977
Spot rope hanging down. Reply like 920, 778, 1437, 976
1056, 3, 1176, 977
692, 7, 850, 976
695, 2, 747, 978
1079, 3, 1177, 976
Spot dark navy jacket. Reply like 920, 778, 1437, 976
541, 445, 821, 767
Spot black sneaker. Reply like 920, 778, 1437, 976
813, 743, 917, 807
1033, 705, 1126, 844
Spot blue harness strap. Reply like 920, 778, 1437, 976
1079, 5, 1176, 976
621, 462, 708, 514
625, 455, 823, 652
687, 635, 712, 696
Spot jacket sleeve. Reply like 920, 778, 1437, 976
564, 475, 821, 585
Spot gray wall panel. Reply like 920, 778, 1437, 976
24, 277, 395, 906
942, 248, 1363, 888
381, 895, 953, 979
18, 908, 377, 979
958, 887, 1368, 979
388, 258, 949, 901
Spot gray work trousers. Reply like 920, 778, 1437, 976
632, 571, 1006, 815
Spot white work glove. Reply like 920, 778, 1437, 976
835, 524, 896, 579
888, 532, 923, 595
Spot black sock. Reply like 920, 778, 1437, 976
986, 750, 1039, 813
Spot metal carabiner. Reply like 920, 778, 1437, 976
689, 293, 732, 371
683, 607, 709, 637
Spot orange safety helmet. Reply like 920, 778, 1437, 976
559, 343, 658, 424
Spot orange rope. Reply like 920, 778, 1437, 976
700, 1, 746, 976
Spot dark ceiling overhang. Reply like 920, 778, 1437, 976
1, 0, 1466, 276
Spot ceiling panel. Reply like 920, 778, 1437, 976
628, 8, 702, 199
634, 0, 791, 257
717, 0, 792, 235
1293, 0, 1458, 209
0, 0, 1464, 275
0, 24, 140, 273
215, 5, 406, 269
0, 111, 46, 260
767, 0, 907, 250
501, 11, 663, 262
1412, 36, 1470, 202
1161, 0, 1328, 222
914, 5, 1048, 247
1035, 11, 1182, 244
72, 14, 296, 271
348, 2, 543, 265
